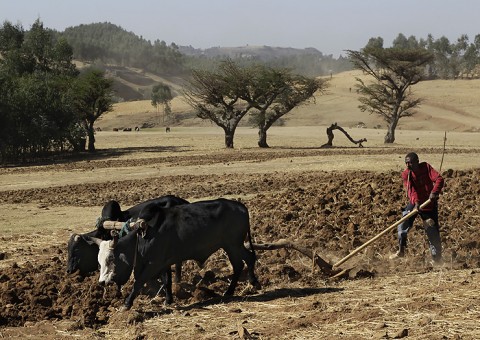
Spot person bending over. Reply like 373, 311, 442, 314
390, 152, 444, 264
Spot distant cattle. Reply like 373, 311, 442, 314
113, 128, 119, 131
165, 126, 171, 133
123, 127, 132, 131
92, 198, 260, 309
135, 126, 140, 131
66, 195, 189, 280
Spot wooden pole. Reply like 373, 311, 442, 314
102, 221, 136, 230
332, 199, 431, 269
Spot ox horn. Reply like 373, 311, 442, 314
89, 237, 104, 246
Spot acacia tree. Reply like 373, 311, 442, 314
245, 66, 325, 147
151, 82, 173, 124
347, 47, 433, 143
183, 60, 253, 148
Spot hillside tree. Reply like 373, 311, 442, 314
151, 82, 173, 124
73, 68, 114, 152
347, 47, 433, 143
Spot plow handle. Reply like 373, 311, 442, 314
332, 199, 431, 269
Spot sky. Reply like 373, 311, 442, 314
1, 0, 480, 58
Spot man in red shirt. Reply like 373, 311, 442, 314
390, 152, 444, 264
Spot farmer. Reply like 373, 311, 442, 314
390, 152, 444, 264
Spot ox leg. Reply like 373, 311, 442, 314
241, 246, 260, 288
124, 282, 142, 309
173, 262, 182, 284
224, 249, 245, 296
159, 269, 173, 305
126, 266, 173, 309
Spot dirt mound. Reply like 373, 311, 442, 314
1, 167, 479, 331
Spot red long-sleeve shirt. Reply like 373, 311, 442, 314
401, 162, 444, 211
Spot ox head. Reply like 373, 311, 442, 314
66, 233, 102, 274
96, 229, 138, 287
101, 200, 123, 221
66, 225, 115, 275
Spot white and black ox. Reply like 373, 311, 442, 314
66, 195, 189, 281
91, 198, 260, 310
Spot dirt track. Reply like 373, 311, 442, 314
1, 140, 480, 339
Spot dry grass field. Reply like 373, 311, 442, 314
1, 72, 480, 339
99, 70, 480, 133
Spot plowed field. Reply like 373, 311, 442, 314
1, 127, 479, 339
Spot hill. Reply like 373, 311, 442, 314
98, 70, 480, 133
179, 45, 325, 59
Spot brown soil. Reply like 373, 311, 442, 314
1, 139, 479, 339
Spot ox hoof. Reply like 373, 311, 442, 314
251, 280, 262, 290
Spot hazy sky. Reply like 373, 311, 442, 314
1, 0, 479, 57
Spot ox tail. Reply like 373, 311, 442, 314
246, 223, 256, 261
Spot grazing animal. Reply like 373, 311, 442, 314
66, 195, 189, 278
135, 126, 140, 131
93, 198, 259, 309
165, 126, 170, 133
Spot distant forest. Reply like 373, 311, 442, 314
57, 22, 480, 80
57, 22, 351, 77
47, 22, 480, 79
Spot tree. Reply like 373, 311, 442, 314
183, 59, 326, 148
463, 35, 480, 74
0, 19, 81, 162
347, 47, 433, 143
245, 66, 326, 147
183, 60, 254, 148
151, 82, 173, 125
73, 68, 114, 152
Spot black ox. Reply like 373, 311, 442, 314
92, 198, 260, 309
66, 195, 189, 278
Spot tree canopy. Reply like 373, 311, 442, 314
245, 66, 325, 147
73, 68, 115, 152
0, 19, 82, 162
0, 19, 114, 162
347, 46, 434, 143
183, 59, 324, 148
151, 82, 174, 125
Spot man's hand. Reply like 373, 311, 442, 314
429, 192, 439, 201
414, 202, 420, 211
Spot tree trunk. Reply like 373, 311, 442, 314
224, 129, 234, 148
257, 128, 269, 148
87, 121, 96, 152
384, 121, 397, 143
